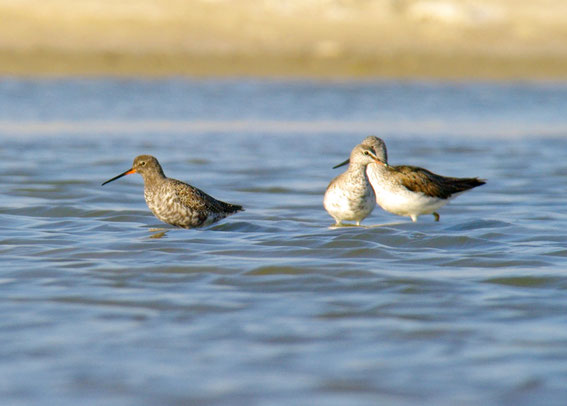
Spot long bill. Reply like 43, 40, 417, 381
332, 158, 350, 169
101, 168, 137, 186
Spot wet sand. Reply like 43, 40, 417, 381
1, 0, 567, 78
4, 50, 567, 79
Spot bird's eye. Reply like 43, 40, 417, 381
141, 161, 146, 166
364, 151, 369, 156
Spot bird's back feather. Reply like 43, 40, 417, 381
390, 165, 485, 199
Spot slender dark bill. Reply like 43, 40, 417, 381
102, 168, 136, 186
332, 158, 350, 169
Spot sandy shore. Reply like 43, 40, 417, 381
1, 0, 567, 79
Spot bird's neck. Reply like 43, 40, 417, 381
141, 171, 167, 186
347, 162, 370, 181
369, 161, 388, 174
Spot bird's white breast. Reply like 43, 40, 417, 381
323, 174, 375, 222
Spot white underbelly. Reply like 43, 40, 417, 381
373, 185, 449, 216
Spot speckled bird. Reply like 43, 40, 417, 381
323, 143, 382, 226
102, 155, 243, 228
333, 136, 485, 222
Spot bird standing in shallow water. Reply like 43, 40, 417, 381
324, 143, 382, 226
102, 155, 243, 228
333, 136, 485, 222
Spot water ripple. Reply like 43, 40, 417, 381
1, 79, 567, 405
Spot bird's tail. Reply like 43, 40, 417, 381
225, 203, 244, 213
451, 177, 486, 193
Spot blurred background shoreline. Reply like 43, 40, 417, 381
2, 0, 567, 79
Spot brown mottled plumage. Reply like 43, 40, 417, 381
102, 155, 243, 228
334, 136, 485, 222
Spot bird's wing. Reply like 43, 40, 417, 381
390, 165, 485, 199
169, 179, 226, 213
170, 179, 242, 214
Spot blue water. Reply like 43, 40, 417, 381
1, 79, 567, 405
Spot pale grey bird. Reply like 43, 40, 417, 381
333, 136, 485, 222
324, 143, 382, 226
102, 155, 243, 228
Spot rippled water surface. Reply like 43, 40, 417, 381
2, 79, 567, 405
